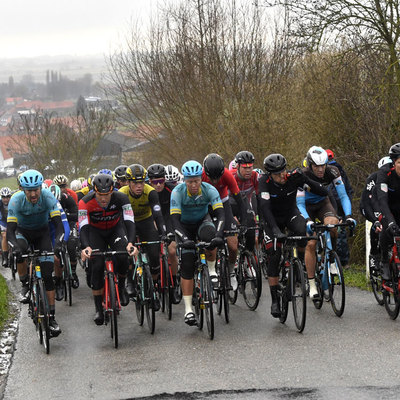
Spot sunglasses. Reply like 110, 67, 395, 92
1, 196, 11, 199
150, 178, 165, 185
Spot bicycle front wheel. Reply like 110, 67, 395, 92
38, 280, 50, 354
201, 267, 214, 340
291, 259, 307, 333
328, 252, 345, 317
63, 252, 73, 307
241, 251, 261, 311
383, 262, 400, 320
108, 273, 118, 348
143, 266, 155, 334
369, 257, 384, 306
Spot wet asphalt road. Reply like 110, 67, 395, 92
2, 265, 400, 400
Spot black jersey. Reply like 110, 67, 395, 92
359, 171, 381, 223
376, 163, 400, 224
156, 182, 175, 218
259, 168, 327, 230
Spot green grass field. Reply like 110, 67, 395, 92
0, 177, 18, 191
0, 274, 10, 331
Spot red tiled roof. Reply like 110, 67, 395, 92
0, 135, 29, 160
15, 100, 75, 111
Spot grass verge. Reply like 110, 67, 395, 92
343, 264, 370, 291
0, 274, 10, 331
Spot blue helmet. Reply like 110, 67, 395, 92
20, 169, 44, 189
181, 160, 203, 178
98, 168, 112, 176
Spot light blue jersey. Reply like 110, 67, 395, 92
7, 189, 61, 230
170, 182, 223, 224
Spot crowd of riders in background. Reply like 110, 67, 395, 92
2, 141, 400, 332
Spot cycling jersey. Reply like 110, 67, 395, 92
78, 191, 135, 249
7, 188, 61, 230
297, 165, 352, 218
119, 184, 157, 222
360, 171, 381, 223
170, 182, 223, 224
202, 168, 240, 202
376, 163, 400, 224
66, 188, 78, 205
157, 182, 175, 217
77, 186, 90, 201
59, 192, 78, 225
231, 169, 259, 200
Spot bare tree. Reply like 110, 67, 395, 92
106, 0, 300, 165
10, 107, 115, 177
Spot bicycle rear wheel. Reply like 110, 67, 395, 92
108, 273, 118, 348
328, 252, 345, 317
144, 265, 155, 334
63, 252, 73, 307
291, 259, 307, 333
383, 262, 400, 320
201, 266, 214, 340
38, 280, 50, 354
241, 251, 261, 311
369, 256, 384, 306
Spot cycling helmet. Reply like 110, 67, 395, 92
378, 156, 392, 169
263, 154, 287, 173
44, 179, 53, 187
87, 173, 96, 190
389, 143, 400, 160
42, 183, 48, 189
228, 159, 237, 171
98, 168, 112, 176
78, 176, 85, 184
181, 160, 203, 178
49, 184, 61, 200
306, 146, 328, 166
53, 174, 68, 186
126, 164, 147, 181
93, 173, 114, 194
254, 168, 263, 175
81, 179, 88, 188
235, 151, 255, 165
17, 173, 23, 187
0, 187, 12, 197
326, 149, 335, 161
203, 153, 224, 180
114, 165, 128, 179
20, 169, 44, 189
70, 179, 82, 191
147, 164, 166, 179
165, 165, 181, 182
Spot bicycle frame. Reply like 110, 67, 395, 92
382, 236, 400, 294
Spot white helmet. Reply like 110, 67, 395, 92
165, 165, 181, 183
378, 156, 392, 169
306, 146, 328, 166
70, 179, 82, 191
0, 187, 11, 197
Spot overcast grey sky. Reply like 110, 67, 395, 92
0, 0, 156, 58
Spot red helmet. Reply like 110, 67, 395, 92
326, 149, 334, 161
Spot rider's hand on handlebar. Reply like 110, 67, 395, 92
210, 236, 224, 249
306, 220, 315, 235
388, 221, 400, 236
345, 215, 357, 228
181, 240, 196, 249
127, 243, 138, 257
372, 220, 382, 233
81, 247, 92, 261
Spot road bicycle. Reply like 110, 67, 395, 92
382, 236, 400, 319
59, 246, 73, 306
215, 236, 231, 323
311, 222, 353, 317
276, 235, 315, 333
228, 226, 262, 311
89, 250, 126, 349
133, 241, 161, 334
23, 250, 54, 354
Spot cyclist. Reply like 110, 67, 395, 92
360, 156, 392, 275
259, 154, 328, 315
49, 184, 79, 297
230, 150, 259, 251
119, 164, 167, 310
147, 163, 180, 303
7, 170, 64, 336
114, 165, 128, 189
77, 173, 95, 201
70, 179, 82, 192
376, 143, 400, 280
79, 174, 136, 325
0, 187, 12, 268
170, 160, 225, 326
202, 153, 247, 290
54, 174, 78, 205
297, 146, 356, 296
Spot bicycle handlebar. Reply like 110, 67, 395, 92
89, 250, 130, 257
20, 250, 55, 259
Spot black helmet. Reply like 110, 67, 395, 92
235, 150, 255, 165
147, 164, 166, 179
389, 143, 400, 160
93, 174, 114, 194
263, 154, 287, 173
203, 153, 224, 179
126, 164, 147, 181
114, 165, 128, 179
